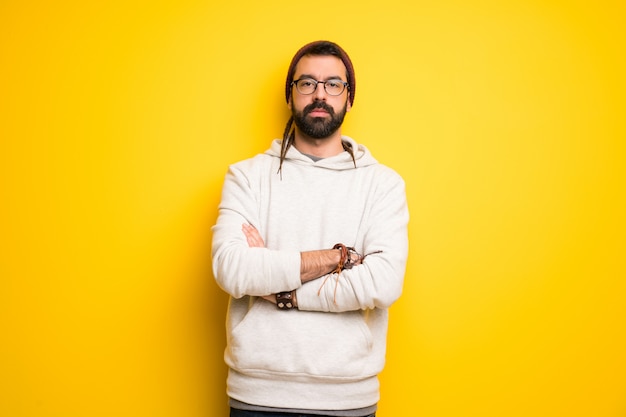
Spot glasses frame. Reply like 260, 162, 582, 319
291, 78, 349, 96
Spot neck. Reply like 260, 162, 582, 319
293, 129, 344, 158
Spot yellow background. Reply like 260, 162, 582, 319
1, 1, 624, 416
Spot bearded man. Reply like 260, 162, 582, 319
212, 40, 409, 417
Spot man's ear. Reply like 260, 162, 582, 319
346, 100, 352, 112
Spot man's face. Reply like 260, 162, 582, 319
289, 55, 351, 139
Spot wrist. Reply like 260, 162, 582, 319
276, 291, 297, 310
332, 243, 360, 271
332, 244, 347, 274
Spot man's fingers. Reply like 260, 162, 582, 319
242, 223, 265, 247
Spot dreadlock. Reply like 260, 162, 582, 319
277, 116, 295, 177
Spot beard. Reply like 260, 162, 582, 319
291, 101, 348, 139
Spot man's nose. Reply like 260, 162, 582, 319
313, 82, 327, 100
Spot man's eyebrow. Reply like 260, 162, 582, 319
297, 73, 346, 81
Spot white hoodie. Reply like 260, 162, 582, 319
212, 136, 409, 411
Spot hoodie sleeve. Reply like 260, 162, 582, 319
211, 164, 301, 298
295, 169, 409, 312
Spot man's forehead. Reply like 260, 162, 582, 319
294, 55, 348, 78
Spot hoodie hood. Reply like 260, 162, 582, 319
264, 136, 378, 171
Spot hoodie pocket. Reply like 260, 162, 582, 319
228, 300, 375, 378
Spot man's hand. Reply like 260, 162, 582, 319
242, 224, 277, 304
242, 223, 265, 248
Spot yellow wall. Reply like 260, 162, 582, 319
1, 1, 624, 416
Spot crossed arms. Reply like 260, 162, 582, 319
211, 162, 409, 313
242, 223, 365, 307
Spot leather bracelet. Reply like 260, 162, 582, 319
276, 291, 296, 310
320, 244, 384, 304
332, 243, 348, 274
333, 243, 383, 271
344, 246, 359, 270
333, 243, 361, 271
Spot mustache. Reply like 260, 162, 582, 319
303, 102, 334, 116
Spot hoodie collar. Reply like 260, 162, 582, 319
266, 136, 378, 171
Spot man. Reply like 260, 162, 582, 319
212, 40, 409, 417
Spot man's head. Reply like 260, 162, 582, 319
278, 41, 356, 173
285, 41, 355, 140
285, 40, 356, 107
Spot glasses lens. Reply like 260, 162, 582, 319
296, 79, 316, 94
324, 80, 346, 96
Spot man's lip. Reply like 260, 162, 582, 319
308, 109, 329, 116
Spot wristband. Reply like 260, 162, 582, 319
333, 243, 361, 270
276, 291, 296, 310
332, 243, 348, 273
321, 244, 384, 304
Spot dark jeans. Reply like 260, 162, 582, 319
230, 408, 375, 417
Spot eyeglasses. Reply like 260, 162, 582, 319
291, 78, 349, 96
